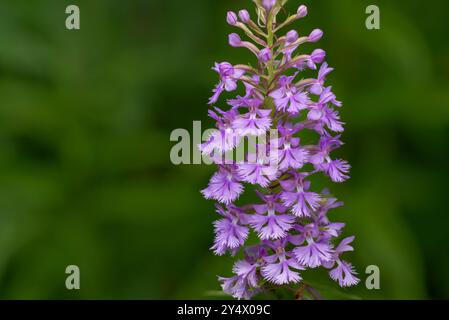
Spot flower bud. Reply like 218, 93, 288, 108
228, 33, 242, 47
226, 11, 238, 26
262, 0, 276, 11
238, 10, 250, 23
297, 5, 308, 18
286, 30, 299, 43
308, 29, 323, 42
258, 48, 272, 63
311, 49, 326, 63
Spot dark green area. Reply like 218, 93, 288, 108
0, 0, 448, 299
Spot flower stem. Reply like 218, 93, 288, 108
266, 11, 275, 89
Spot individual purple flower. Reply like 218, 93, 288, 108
232, 98, 272, 136
199, 108, 241, 156
308, 134, 343, 165
233, 260, 259, 287
201, 165, 244, 204
269, 74, 311, 114
270, 124, 309, 170
329, 260, 359, 287
294, 241, 332, 268
261, 240, 304, 285
218, 271, 260, 300
308, 134, 350, 182
325, 237, 360, 287
211, 205, 249, 255
209, 62, 245, 104
322, 106, 344, 133
261, 256, 303, 285
218, 275, 252, 300
237, 152, 279, 187
310, 62, 333, 95
291, 224, 332, 268
319, 159, 351, 183
271, 138, 308, 170
218, 246, 267, 300
280, 172, 321, 217
307, 87, 344, 133
249, 193, 295, 240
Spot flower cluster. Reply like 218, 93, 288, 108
201, 0, 359, 299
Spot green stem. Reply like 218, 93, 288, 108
273, 15, 297, 33
266, 11, 275, 89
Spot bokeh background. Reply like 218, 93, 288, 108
0, 0, 448, 299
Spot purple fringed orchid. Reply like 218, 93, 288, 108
269, 74, 311, 115
201, 0, 359, 299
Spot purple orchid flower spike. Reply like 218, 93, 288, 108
201, 1, 358, 299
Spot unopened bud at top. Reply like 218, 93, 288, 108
262, 0, 276, 11
228, 33, 242, 47
308, 29, 323, 42
238, 10, 250, 23
226, 11, 238, 26
297, 5, 308, 18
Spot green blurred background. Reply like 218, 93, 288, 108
0, 0, 448, 299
